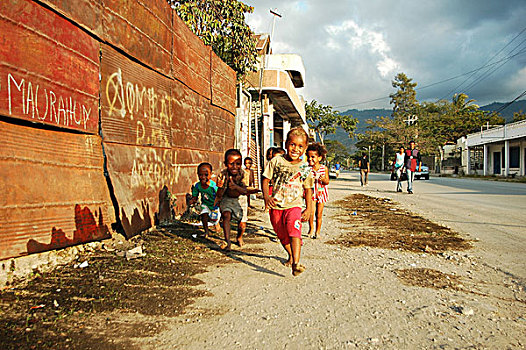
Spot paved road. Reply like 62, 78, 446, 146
336, 171, 526, 282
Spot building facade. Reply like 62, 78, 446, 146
236, 34, 308, 186
458, 120, 526, 177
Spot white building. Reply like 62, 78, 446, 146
458, 119, 526, 177
235, 34, 308, 186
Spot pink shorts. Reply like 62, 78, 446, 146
269, 207, 302, 245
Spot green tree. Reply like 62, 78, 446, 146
324, 140, 350, 166
390, 73, 419, 126
451, 93, 479, 113
355, 117, 397, 171
170, 0, 257, 79
305, 100, 357, 144
512, 110, 526, 122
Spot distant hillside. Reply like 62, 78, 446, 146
479, 99, 526, 122
325, 99, 526, 151
325, 108, 391, 151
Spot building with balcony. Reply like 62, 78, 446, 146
236, 34, 309, 186
457, 119, 526, 177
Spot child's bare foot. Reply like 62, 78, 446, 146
236, 236, 244, 247
281, 260, 292, 267
220, 242, 231, 251
292, 263, 306, 276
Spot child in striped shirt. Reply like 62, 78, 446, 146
306, 143, 329, 239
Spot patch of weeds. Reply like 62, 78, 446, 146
395, 268, 461, 290
329, 194, 471, 254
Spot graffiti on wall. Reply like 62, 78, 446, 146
101, 45, 173, 148
1, 72, 93, 130
105, 68, 171, 147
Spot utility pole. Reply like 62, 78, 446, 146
269, 8, 282, 61
381, 143, 385, 171
257, 9, 281, 179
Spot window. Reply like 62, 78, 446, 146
509, 146, 520, 168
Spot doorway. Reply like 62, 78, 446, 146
493, 152, 501, 175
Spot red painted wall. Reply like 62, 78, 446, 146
0, 0, 237, 258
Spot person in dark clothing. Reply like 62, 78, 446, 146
404, 140, 422, 194
358, 154, 370, 186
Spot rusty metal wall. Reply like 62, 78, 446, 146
103, 0, 172, 77
172, 12, 211, 99
38, 0, 103, 36
0, 120, 114, 261
0, 0, 100, 134
0, 0, 237, 258
211, 50, 237, 114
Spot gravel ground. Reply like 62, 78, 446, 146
133, 173, 526, 349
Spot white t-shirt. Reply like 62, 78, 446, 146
395, 153, 405, 168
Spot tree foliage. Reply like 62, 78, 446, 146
390, 72, 418, 124
324, 140, 351, 166
512, 110, 526, 122
305, 100, 357, 144
170, 0, 258, 79
356, 73, 506, 168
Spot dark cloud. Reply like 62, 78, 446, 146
245, 0, 526, 109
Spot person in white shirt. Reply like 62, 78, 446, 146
393, 146, 405, 192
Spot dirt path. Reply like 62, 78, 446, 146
134, 176, 526, 349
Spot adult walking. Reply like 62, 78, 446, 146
358, 154, 370, 187
393, 146, 405, 192
404, 141, 422, 194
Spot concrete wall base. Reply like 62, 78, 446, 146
0, 240, 106, 289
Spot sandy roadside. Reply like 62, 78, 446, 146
135, 173, 526, 349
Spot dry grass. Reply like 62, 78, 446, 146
329, 194, 471, 254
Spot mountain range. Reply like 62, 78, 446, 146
326, 99, 526, 151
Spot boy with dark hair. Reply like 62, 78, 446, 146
188, 162, 219, 238
215, 149, 259, 250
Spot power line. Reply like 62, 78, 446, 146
461, 39, 526, 95
489, 89, 526, 117
438, 26, 526, 101
335, 41, 526, 110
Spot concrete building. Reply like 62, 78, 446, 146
458, 119, 526, 177
236, 34, 308, 186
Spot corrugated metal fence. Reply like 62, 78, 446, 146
0, 0, 237, 260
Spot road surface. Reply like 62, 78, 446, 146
344, 171, 526, 282
136, 171, 526, 349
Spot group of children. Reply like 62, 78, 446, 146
188, 127, 330, 276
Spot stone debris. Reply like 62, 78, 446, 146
125, 246, 145, 260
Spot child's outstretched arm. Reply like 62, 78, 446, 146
302, 188, 313, 222
213, 174, 226, 207
262, 178, 276, 210
319, 166, 330, 185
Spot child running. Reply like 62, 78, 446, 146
244, 157, 256, 208
188, 162, 219, 238
306, 143, 329, 239
215, 149, 259, 250
262, 127, 314, 276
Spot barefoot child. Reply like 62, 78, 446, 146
262, 128, 314, 276
264, 147, 287, 212
188, 162, 219, 237
215, 149, 259, 250
244, 157, 256, 208
306, 143, 329, 239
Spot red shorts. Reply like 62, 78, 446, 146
269, 207, 302, 245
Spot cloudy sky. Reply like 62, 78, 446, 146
244, 0, 526, 111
